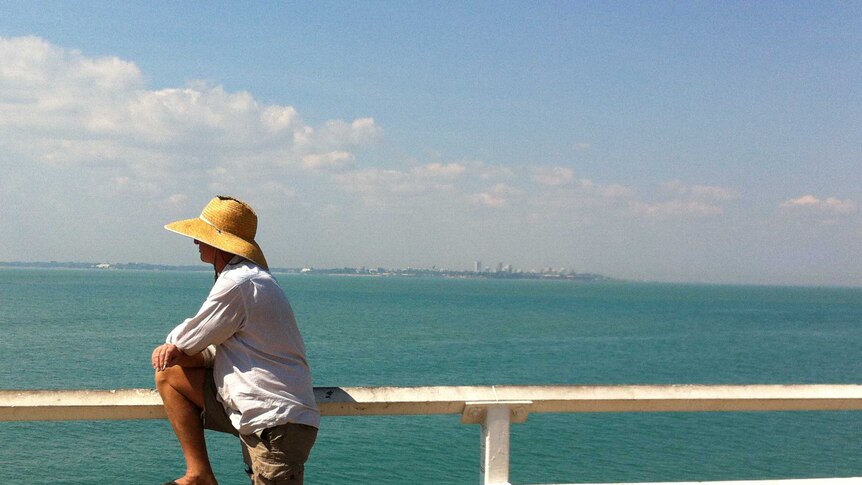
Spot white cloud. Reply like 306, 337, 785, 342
0, 36, 142, 101
332, 162, 471, 204
474, 161, 515, 181
601, 184, 635, 199
626, 180, 741, 218
633, 200, 725, 217
780, 195, 857, 214
261, 105, 300, 132
470, 192, 507, 208
333, 118, 381, 145
126, 86, 259, 143
661, 179, 739, 201
533, 166, 575, 186
690, 185, 739, 201
527, 174, 635, 215
302, 151, 355, 171
0, 35, 380, 195
0, 38, 743, 228
469, 183, 524, 209
489, 183, 524, 197
412, 162, 466, 178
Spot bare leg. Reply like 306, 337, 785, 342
155, 366, 218, 485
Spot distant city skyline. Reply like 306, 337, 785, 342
0, 258, 589, 276
1, 260, 614, 285
0, 3, 859, 287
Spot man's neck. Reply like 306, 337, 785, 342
213, 250, 237, 275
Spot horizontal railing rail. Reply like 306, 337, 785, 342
5, 384, 862, 421
2, 384, 862, 485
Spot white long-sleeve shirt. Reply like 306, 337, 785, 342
166, 258, 320, 434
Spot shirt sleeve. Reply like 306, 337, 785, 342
200, 345, 217, 368
166, 276, 246, 355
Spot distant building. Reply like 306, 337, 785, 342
474, 261, 482, 273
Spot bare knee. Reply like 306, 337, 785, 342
154, 365, 181, 391
155, 368, 168, 392
155, 365, 207, 409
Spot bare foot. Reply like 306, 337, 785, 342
172, 474, 218, 485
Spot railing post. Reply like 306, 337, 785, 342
462, 401, 531, 485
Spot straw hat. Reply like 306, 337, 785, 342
164, 196, 268, 269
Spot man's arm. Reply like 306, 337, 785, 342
152, 343, 207, 370
165, 277, 245, 355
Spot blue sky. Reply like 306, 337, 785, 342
0, 1, 859, 286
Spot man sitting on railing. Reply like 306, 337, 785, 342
151, 196, 320, 485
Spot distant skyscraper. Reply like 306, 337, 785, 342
474, 261, 482, 273
495, 262, 503, 273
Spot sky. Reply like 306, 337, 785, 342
0, 1, 859, 286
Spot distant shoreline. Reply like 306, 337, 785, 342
0, 261, 616, 282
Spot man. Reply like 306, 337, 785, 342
152, 196, 319, 485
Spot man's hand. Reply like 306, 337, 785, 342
151, 343, 184, 371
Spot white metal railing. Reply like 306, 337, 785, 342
2, 384, 862, 485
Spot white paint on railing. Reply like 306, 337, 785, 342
4, 385, 862, 422
562, 480, 861, 485
2, 385, 862, 485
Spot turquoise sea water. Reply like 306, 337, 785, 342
1, 268, 861, 484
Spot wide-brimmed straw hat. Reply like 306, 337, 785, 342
164, 196, 268, 269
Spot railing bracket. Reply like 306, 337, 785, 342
461, 400, 532, 424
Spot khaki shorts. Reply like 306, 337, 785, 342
202, 369, 318, 485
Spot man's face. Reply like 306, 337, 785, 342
194, 239, 216, 264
